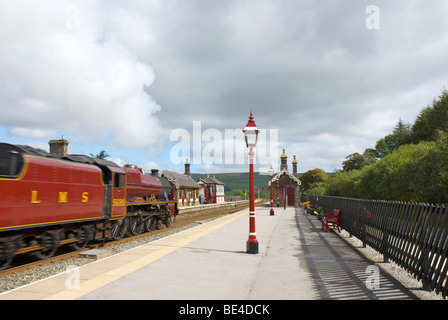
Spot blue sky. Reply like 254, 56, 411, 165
1, 1, 448, 174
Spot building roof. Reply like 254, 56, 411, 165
268, 168, 301, 186
198, 176, 225, 186
161, 170, 201, 189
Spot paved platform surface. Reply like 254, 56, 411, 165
0, 206, 418, 300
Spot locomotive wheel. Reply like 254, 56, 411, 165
0, 258, 13, 271
166, 216, 172, 228
33, 246, 57, 260
144, 217, 155, 232
71, 240, 88, 250
0, 239, 16, 271
155, 218, 163, 230
111, 219, 128, 240
32, 232, 59, 260
129, 217, 144, 236
70, 227, 90, 250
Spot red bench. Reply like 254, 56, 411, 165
321, 209, 341, 232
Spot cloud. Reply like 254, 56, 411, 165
142, 0, 448, 171
0, 0, 161, 149
8, 127, 57, 140
2, 1, 448, 173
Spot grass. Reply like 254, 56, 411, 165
191, 172, 272, 197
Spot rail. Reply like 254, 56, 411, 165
305, 195, 448, 298
0, 201, 253, 278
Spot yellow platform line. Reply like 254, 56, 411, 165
44, 209, 249, 300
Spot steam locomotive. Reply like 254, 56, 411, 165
0, 143, 178, 270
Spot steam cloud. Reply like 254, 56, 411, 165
0, 1, 161, 149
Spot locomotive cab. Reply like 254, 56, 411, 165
0, 144, 25, 178
107, 165, 127, 219
61, 154, 127, 221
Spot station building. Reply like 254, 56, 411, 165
161, 159, 201, 207
269, 149, 301, 207
198, 175, 226, 204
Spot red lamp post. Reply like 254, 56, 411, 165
276, 182, 279, 207
243, 110, 259, 254
268, 164, 275, 216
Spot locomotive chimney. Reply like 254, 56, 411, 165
184, 158, 191, 177
49, 136, 69, 157
151, 169, 159, 177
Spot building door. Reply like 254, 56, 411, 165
287, 187, 295, 206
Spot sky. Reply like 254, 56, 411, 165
1, 0, 448, 174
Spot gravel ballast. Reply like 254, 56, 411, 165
0, 221, 204, 294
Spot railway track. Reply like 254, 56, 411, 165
0, 201, 253, 279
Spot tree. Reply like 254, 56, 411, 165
375, 119, 411, 158
375, 135, 396, 158
330, 140, 448, 203
343, 149, 377, 171
342, 153, 364, 171
362, 148, 377, 166
411, 106, 433, 143
300, 168, 328, 193
392, 119, 411, 146
436, 131, 448, 203
90, 150, 110, 159
325, 169, 362, 198
410, 89, 448, 143
234, 188, 249, 197
326, 87, 448, 203
429, 89, 448, 137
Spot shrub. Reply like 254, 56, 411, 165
326, 139, 448, 203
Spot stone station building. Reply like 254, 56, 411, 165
269, 149, 301, 207
161, 159, 201, 207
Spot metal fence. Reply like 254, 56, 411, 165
306, 195, 448, 298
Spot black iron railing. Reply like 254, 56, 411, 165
306, 195, 448, 298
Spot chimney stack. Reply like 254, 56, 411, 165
280, 149, 288, 171
292, 155, 298, 177
184, 158, 191, 177
49, 136, 69, 157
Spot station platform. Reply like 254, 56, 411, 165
0, 205, 418, 301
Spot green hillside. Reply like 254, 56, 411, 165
191, 172, 272, 197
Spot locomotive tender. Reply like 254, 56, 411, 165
0, 143, 178, 270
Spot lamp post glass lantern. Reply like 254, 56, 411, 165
268, 164, 275, 216
243, 111, 259, 254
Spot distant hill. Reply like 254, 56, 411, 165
191, 172, 270, 197
190, 172, 305, 197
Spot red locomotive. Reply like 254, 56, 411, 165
0, 143, 178, 270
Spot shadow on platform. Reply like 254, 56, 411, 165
295, 207, 419, 300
